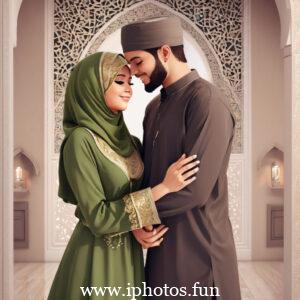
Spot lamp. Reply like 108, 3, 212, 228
271, 161, 281, 188
14, 166, 25, 190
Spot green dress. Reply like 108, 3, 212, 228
48, 52, 160, 299
48, 127, 160, 300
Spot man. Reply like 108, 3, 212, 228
121, 17, 241, 299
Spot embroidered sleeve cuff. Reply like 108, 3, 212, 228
123, 188, 161, 230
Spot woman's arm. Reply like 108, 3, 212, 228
63, 132, 199, 237
63, 132, 159, 237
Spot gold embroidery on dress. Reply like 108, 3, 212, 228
83, 129, 160, 248
103, 190, 158, 247
123, 194, 140, 230
129, 188, 161, 227
84, 128, 144, 180
80, 218, 125, 249
103, 233, 124, 249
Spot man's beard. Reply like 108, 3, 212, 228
144, 58, 167, 93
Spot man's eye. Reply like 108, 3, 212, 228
129, 82, 134, 86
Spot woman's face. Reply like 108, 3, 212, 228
104, 65, 133, 113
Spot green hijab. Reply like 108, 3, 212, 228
58, 52, 134, 204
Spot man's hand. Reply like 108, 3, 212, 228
133, 225, 169, 249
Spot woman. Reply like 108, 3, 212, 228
48, 52, 199, 300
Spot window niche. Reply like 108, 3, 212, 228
258, 145, 284, 190
14, 148, 39, 196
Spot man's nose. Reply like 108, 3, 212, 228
130, 64, 138, 76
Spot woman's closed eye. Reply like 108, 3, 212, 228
115, 80, 134, 86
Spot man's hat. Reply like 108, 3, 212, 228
121, 16, 183, 52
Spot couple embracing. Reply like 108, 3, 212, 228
48, 17, 241, 300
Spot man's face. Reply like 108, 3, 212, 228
124, 50, 167, 93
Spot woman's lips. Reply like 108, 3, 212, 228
120, 96, 130, 102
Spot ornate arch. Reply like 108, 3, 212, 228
54, 0, 243, 153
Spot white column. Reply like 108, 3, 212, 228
283, 44, 292, 300
0, 0, 14, 299
285, 2, 300, 298
291, 3, 300, 298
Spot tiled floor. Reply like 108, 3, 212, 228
14, 261, 283, 299
238, 261, 283, 300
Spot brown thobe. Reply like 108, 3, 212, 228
143, 70, 241, 299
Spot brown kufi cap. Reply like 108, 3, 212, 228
121, 17, 183, 52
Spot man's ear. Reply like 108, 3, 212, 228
158, 45, 171, 62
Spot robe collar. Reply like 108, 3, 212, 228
160, 69, 199, 101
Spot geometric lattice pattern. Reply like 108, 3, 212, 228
228, 158, 243, 244
193, 1, 242, 94
54, 0, 243, 153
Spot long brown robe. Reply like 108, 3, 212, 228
143, 70, 241, 299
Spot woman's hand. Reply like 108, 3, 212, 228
151, 154, 200, 202
132, 225, 169, 249
162, 154, 200, 193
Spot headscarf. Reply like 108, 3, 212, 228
58, 52, 134, 204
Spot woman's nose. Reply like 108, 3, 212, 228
125, 84, 132, 94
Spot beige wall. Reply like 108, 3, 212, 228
251, 0, 284, 260
14, 0, 45, 261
